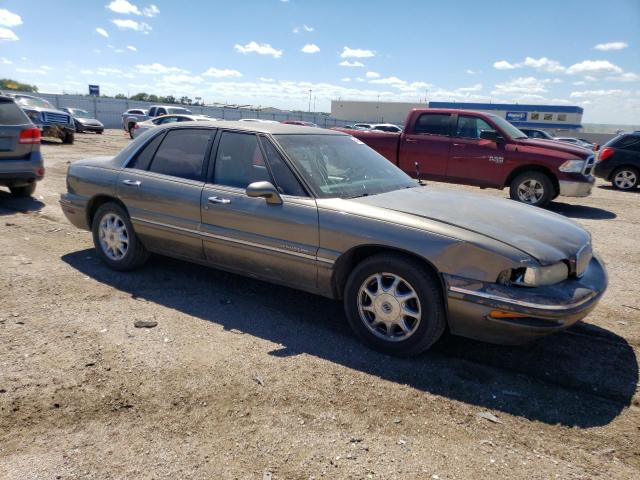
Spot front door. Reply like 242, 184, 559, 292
447, 114, 507, 187
117, 128, 214, 259
200, 131, 319, 288
398, 112, 452, 178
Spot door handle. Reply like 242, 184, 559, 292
122, 179, 142, 186
208, 196, 231, 204
405, 138, 417, 144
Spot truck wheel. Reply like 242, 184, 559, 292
92, 202, 149, 271
343, 253, 446, 357
9, 183, 36, 197
63, 131, 75, 144
611, 166, 638, 190
509, 171, 553, 208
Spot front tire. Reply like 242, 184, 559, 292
509, 171, 554, 208
92, 202, 149, 271
344, 253, 446, 356
9, 183, 36, 197
611, 166, 639, 190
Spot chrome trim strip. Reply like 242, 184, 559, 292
448, 285, 596, 311
131, 216, 335, 265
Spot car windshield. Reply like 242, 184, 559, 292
274, 134, 416, 199
15, 96, 53, 109
488, 114, 528, 139
72, 109, 91, 117
167, 107, 191, 114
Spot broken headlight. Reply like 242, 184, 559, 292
498, 262, 569, 287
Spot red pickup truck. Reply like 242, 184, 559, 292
337, 109, 595, 207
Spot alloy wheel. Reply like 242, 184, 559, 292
517, 179, 545, 204
98, 213, 129, 261
613, 170, 637, 190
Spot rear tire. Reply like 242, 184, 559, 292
92, 202, 149, 271
344, 253, 446, 357
9, 183, 36, 197
63, 131, 75, 144
96, 130, 103, 135
611, 166, 639, 190
509, 171, 554, 208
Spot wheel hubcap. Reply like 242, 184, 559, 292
614, 170, 637, 190
99, 213, 129, 261
517, 179, 544, 204
357, 273, 422, 342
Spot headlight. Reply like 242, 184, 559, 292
559, 159, 585, 173
499, 262, 569, 287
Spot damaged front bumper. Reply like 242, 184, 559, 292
444, 254, 607, 344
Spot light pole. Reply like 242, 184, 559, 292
308, 89, 312, 112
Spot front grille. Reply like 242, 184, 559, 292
42, 111, 70, 125
582, 155, 595, 176
575, 243, 592, 278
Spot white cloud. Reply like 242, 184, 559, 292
521, 57, 566, 73
301, 43, 320, 54
1, 57, 12, 64
365, 71, 380, 79
112, 18, 152, 33
369, 76, 406, 85
341, 77, 351, 82
16, 67, 48, 75
234, 41, 282, 58
457, 83, 482, 92
466, 69, 478, 75
493, 60, 516, 70
492, 77, 550, 95
570, 89, 625, 98
143, 4, 160, 17
573, 81, 586, 86
340, 46, 374, 59
135, 63, 189, 74
259, 77, 274, 82
0, 27, 18, 42
594, 41, 628, 51
96, 27, 109, 38
303, 24, 313, 32
606, 72, 640, 82
107, 0, 141, 15
566, 60, 622, 75
584, 75, 597, 82
339, 60, 364, 68
126, 45, 137, 51
0, 8, 22, 27
202, 67, 242, 78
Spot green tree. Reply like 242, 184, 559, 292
147, 94, 159, 103
130, 92, 149, 101
115, 93, 127, 99
179, 96, 192, 105
0, 78, 39, 92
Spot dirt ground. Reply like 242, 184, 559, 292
1, 130, 639, 480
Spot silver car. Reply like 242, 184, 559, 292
60, 122, 607, 356
131, 114, 216, 138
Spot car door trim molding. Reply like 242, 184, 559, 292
130, 216, 334, 265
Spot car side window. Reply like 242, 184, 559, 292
126, 133, 165, 170
148, 129, 211, 181
414, 114, 450, 136
260, 137, 307, 196
213, 132, 272, 189
456, 116, 495, 139
159, 116, 179, 124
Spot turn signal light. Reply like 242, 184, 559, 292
18, 127, 41, 144
598, 147, 615, 162
489, 310, 529, 319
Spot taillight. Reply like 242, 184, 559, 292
19, 127, 41, 144
598, 147, 615, 161
134, 122, 139, 129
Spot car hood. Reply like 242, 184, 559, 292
76, 117, 102, 125
350, 187, 590, 265
514, 137, 591, 157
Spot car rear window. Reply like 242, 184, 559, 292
612, 135, 640, 153
149, 128, 211, 181
414, 114, 450, 135
0, 99, 30, 125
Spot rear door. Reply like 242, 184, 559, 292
0, 98, 34, 160
200, 131, 319, 287
398, 112, 451, 178
447, 114, 507, 187
117, 127, 214, 259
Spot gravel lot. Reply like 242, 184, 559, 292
1, 130, 639, 479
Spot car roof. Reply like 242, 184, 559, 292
157, 120, 344, 135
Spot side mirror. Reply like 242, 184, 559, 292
246, 181, 283, 205
480, 130, 503, 143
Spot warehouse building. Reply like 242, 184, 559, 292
331, 100, 584, 133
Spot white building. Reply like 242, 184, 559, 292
331, 100, 426, 125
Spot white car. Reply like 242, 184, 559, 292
238, 118, 280, 124
131, 114, 217, 138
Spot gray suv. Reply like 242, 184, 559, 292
10, 94, 75, 144
0, 95, 44, 197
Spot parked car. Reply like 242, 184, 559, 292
335, 109, 596, 208
131, 114, 217, 138
555, 137, 595, 151
519, 128, 555, 140
122, 106, 192, 138
60, 121, 607, 356
371, 123, 403, 133
0, 95, 44, 197
281, 120, 319, 127
238, 118, 280, 124
9, 93, 75, 144
353, 123, 373, 129
60, 107, 104, 134
594, 132, 640, 190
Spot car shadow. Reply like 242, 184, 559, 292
0, 190, 45, 215
62, 250, 638, 428
598, 185, 640, 194
548, 201, 617, 220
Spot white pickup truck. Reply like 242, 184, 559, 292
121, 105, 192, 138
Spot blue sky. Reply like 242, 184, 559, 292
0, 0, 639, 123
